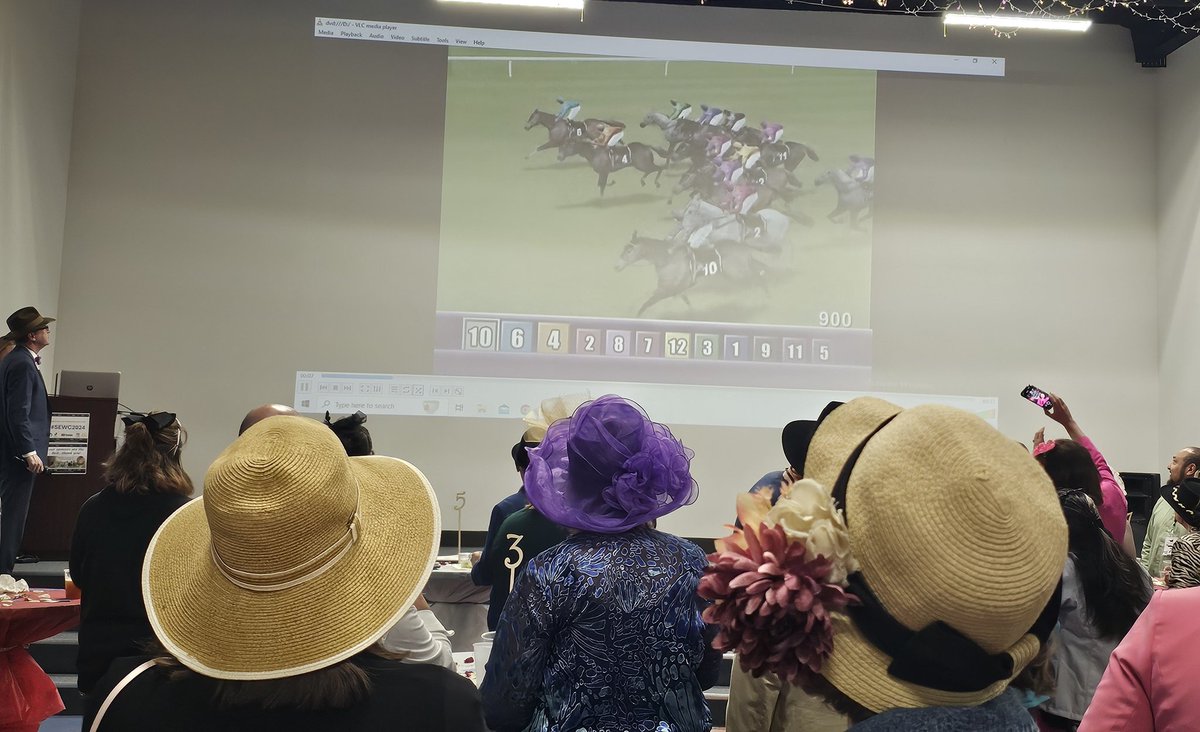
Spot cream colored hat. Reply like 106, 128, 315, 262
142, 416, 440, 679
805, 397, 1067, 712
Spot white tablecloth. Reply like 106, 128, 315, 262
425, 566, 490, 651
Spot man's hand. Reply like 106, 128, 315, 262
470, 551, 482, 564
24, 454, 44, 474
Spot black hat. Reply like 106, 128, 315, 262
1162, 478, 1200, 528
781, 401, 844, 476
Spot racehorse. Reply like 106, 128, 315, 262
523, 109, 608, 158
815, 169, 873, 230
558, 139, 669, 195
759, 141, 820, 172
615, 232, 769, 316
639, 111, 703, 153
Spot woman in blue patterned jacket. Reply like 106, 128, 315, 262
480, 394, 721, 732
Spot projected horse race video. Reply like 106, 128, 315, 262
434, 49, 876, 389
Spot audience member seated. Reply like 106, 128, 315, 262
481, 395, 721, 732
236, 403, 297, 435
1033, 393, 1129, 548
83, 416, 485, 731
1161, 477, 1200, 589
469, 433, 537, 597
1141, 446, 1200, 579
1036, 490, 1150, 730
704, 397, 1067, 730
69, 411, 194, 696
325, 410, 373, 456
1079, 586, 1200, 729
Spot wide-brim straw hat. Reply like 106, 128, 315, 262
143, 416, 440, 679
801, 397, 1066, 712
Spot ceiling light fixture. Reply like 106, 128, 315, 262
439, 0, 585, 9
943, 12, 1092, 31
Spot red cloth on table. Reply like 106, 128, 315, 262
0, 590, 80, 731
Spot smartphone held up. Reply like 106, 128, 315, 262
1021, 385, 1053, 409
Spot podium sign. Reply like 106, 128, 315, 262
21, 397, 118, 559
46, 413, 90, 474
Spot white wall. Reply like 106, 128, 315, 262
0, 0, 81, 379
52, 0, 1165, 535
1158, 38, 1200, 460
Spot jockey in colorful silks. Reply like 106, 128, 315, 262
668, 100, 693, 121
848, 155, 875, 187
594, 120, 626, 147
731, 141, 761, 171
698, 105, 723, 126
554, 97, 581, 121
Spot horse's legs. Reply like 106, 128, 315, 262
653, 167, 664, 188
598, 172, 610, 196
637, 289, 671, 317
828, 204, 845, 223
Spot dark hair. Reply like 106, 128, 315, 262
1035, 440, 1103, 506
103, 414, 193, 496
1058, 490, 1150, 639
511, 439, 538, 473
325, 412, 373, 457
143, 643, 404, 711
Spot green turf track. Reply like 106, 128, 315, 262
437, 51, 875, 328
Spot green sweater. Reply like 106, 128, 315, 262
1140, 495, 1189, 578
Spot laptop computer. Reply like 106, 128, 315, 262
56, 371, 121, 399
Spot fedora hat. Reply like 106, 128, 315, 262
799, 397, 1066, 712
3, 306, 55, 341
142, 416, 440, 679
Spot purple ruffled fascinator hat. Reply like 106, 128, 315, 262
523, 395, 698, 533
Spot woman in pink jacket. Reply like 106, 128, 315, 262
1034, 393, 1129, 547
1079, 586, 1200, 730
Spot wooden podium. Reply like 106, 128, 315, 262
21, 396, 119, 560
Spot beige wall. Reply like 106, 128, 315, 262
1158, 39, 1200, 461
0, 0, 81, 379
53, 0, 1164, 533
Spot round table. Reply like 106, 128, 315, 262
0, 589, 80, 732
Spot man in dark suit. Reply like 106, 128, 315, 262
0, 307, 55, 574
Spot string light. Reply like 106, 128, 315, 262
786, 0, 1200, 33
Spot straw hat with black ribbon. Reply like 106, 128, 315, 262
784, 397, 1067, 712
142, 415, 440, 680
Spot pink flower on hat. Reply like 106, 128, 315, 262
700, 522, 856, 685
1033, 440, 1056, 457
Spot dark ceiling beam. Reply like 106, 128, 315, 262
593, 0, 1200, 63
1129, 23, 1199, 66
